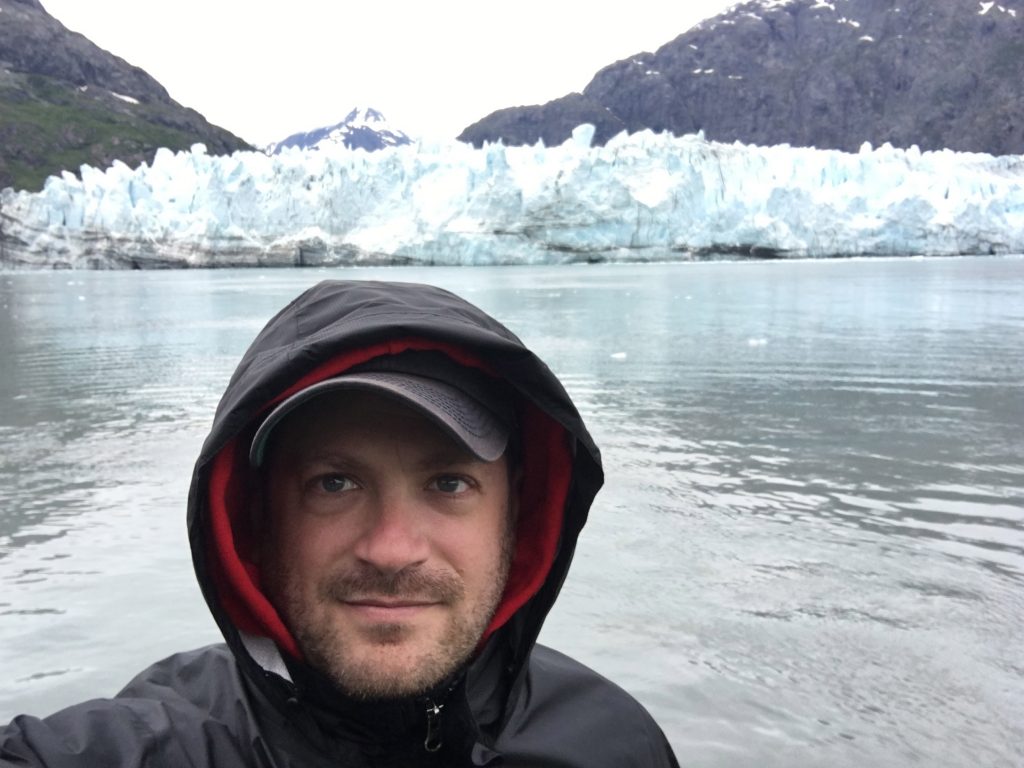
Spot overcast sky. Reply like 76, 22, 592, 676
39, 0, 738, 147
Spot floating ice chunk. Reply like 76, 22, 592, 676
610, 352, 628, 360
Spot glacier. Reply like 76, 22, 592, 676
0, 124, 1022, 269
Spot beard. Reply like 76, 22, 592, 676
267, 526, 515, 701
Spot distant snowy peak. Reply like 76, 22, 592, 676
266, 107, 412, 154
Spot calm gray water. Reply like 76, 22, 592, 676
1, 259, 1022, 767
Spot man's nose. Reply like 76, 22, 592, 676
351, 491, 430, 574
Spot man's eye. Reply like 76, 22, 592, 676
319, 475, 356, 493
430, 476, 470, 494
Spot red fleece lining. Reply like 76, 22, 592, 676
206, 339, 572, 661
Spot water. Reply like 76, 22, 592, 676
1, 258, 1022, 766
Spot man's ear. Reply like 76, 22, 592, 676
241, 469, 266, 565
509, 463, 524, 528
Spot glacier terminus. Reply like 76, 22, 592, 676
1, 125, 1022, 269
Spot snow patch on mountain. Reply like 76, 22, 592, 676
265, 107, 411, 155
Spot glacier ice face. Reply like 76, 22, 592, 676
1, 125, 1022, 269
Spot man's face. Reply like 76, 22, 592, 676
260, 391, 515, 700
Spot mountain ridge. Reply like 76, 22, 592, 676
458, 0, 1024, 155
0, 0, 252, 191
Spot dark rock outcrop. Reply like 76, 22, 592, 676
459, 0, 1024, 156
459, 93, 628, 148
0, 0, 252, 191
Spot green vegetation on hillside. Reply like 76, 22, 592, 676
0, 71, 246, 192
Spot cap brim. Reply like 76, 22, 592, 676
249, 371, 509, 467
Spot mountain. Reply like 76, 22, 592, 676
0, 0, 251, 192
265, 108, 412, 154
458, 0, 1024, 156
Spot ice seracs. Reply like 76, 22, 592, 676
0, 124, 1022, 269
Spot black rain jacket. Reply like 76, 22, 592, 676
1, 280, 680, 768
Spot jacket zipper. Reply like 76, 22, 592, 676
423, 698, 444, 752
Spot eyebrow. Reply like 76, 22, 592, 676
290, 447, 485, 472
412, 449, 487, 471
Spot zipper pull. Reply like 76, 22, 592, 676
424, 699, 444, 753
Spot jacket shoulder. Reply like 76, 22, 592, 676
497, 644, 679, 768
0, 645, 260, 768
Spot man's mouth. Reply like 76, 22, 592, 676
345, 597, 438, 608
340, 597, 441, 622
322, 569, 462, 626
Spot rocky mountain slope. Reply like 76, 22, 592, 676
266, 107, 411, 154
459, 0, 1024, 155
0, 0, 251, 191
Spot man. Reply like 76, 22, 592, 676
1, 280, 679, 767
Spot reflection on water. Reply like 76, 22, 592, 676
1, 259, 1022, 767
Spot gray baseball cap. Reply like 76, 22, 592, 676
249, 351, 514, 467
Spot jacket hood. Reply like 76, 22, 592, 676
185, 280, 603, 721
